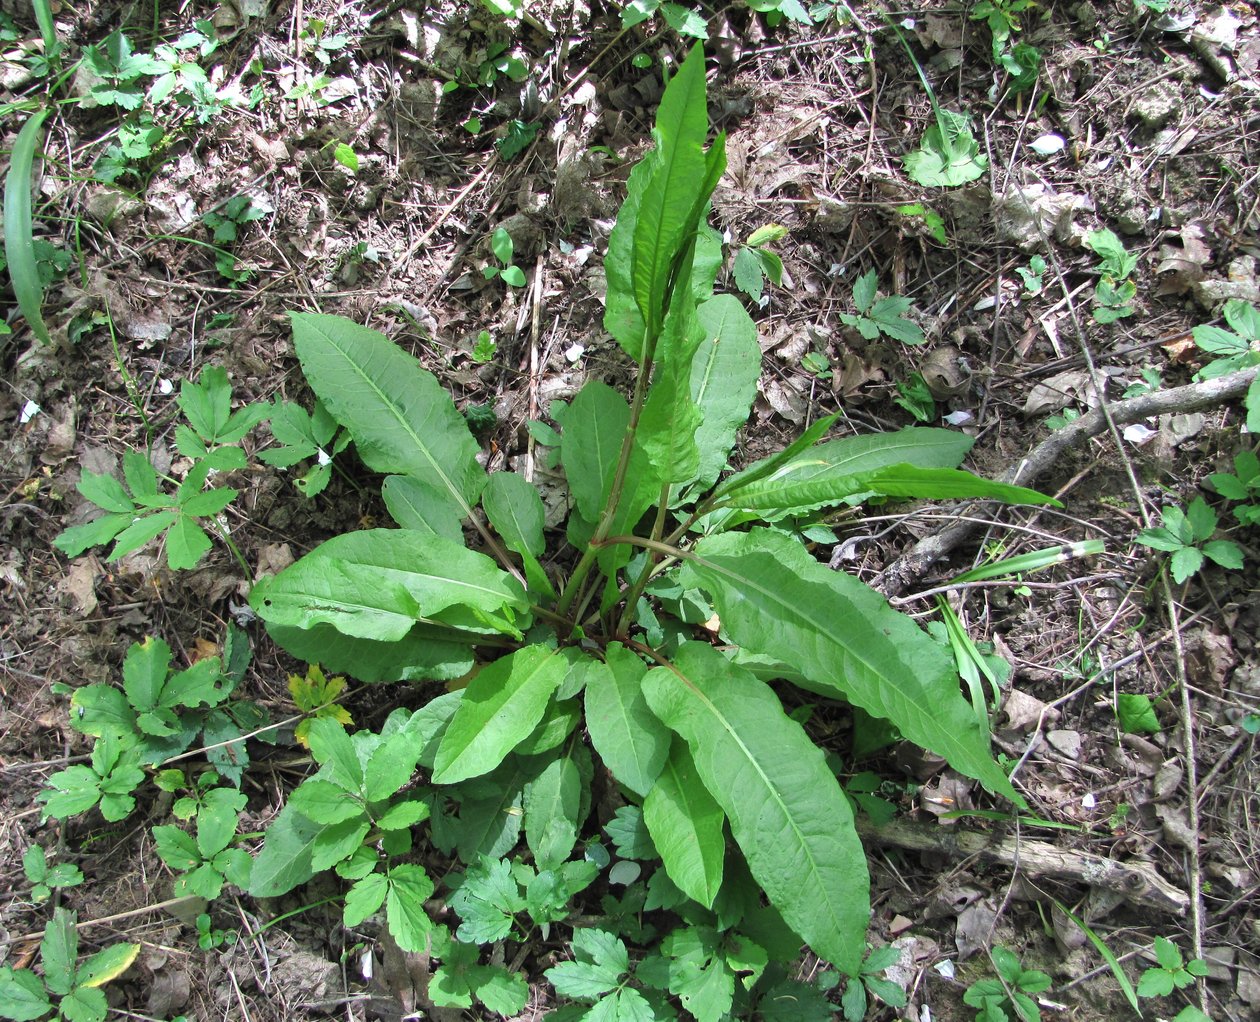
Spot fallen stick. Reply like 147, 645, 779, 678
857, 817, 1191, 915
874, 366, 1260, 597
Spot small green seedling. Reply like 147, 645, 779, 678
153, 800, 251, 900
22, 846, 84, 903
471, 330, 498, 363
801, 350, 833, 381
498, 119, 539, 161
963, 946, 1052, 1022
287, 663, 354, 748
1135, 496, 1244, 583
1016, 254, 1046, 296
746, 0, 815, 30
37, 734, 146, 822
301, 18, 350, 65
1191, 299, 1260, 432
449, 855, 597, 943
59, 630, 270, 784
1137, 936, 1208, 999
841, 270, 925, 344
202, 195, 266, 282
1086, 229, 1137, 324
1044, 408, 1081, 431
731, 224, 786, 304
896, 203, 949, 245
841, 945, 908, 1020
544, 927, 670, 1021
55, 367, 266, 571
0, 907, 139, 1022
257, 397, 350, 498
484, 228, 527, 287
894, 372, 936, 421
196, 913, 238, 951
1123, 367, 1162, 398
428, 928, 529, 1014
1207, 449, 1260, 525
620, 0, 710, 40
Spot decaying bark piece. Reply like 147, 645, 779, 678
875, 366, 1260, 597
856, 817, 1191, 915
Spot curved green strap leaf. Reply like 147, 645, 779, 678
643, 642, 868, 975
250, 529, 528, 643
4, 110, 52, 346
290, 313, 485, 518
433, 646, 568, 784
642, 740, 725, 908
718, 428, 973, 513
584, 642, 670, 797
690, 295, 762, 489
683, 529, 1022, 805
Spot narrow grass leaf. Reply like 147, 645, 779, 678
4, 110, 52, 345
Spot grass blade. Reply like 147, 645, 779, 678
1052, 898, 1141, 1015
32, 0, 58, 52
4, 109, 52, 346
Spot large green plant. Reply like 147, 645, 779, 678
246, 46, 1044, 978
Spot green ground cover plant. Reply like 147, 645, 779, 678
241, 46, 1051, 991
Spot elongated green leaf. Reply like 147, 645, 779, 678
643, 741, 725, 907
250, 529, 528, 642
584, 642, 671, 797
380, 475, 464, 541
4, 110, 52, 346
290, 313, 485, 521
265, 622, 474, 683
861, 465, 1059, 505
32, 0, 57, 52
433, 646, 568, 784
632, 47, 711, 338
638, 260, 707, 489
561, 381, 630, 522
691, 296, 761, 488
719, 428, 973, 514
711, 413, 840, 502
524, 745, 585, 870
683, 530, 1020, 804
306, 718, 364, 791
643, 643, 868, 975
482, 471, 554, 598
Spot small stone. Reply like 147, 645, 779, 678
1046, 729, 1082, 759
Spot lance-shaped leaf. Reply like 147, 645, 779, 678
482, 471, 555, 598
643, 740, 725, 908
433, 646, 568, 784
690, 295, 761, 489
584, 642, 670, 797
637, 253, 708, 490
718, 428, 973, 514
250, 529, 528, 643
290, 313, 485, 530
643, 642, 869, 975
4, 110, 52, 346
561, 381, 631, 522
683, 529, 1020, 804
381, 475, 465, 542
605, 46, 725, 362
523, 743, 589, 870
